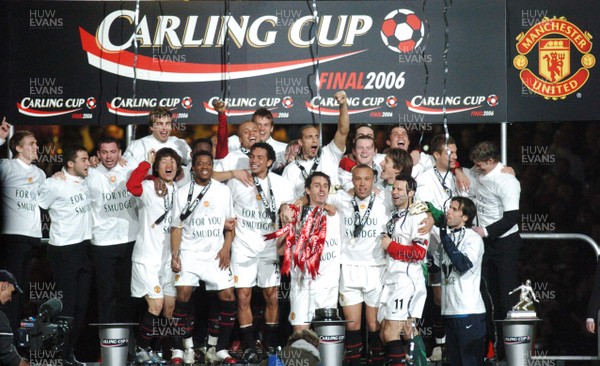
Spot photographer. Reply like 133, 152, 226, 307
0, 270, 28, 366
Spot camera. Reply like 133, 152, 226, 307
16, 298, 73, 352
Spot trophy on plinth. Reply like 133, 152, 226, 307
506, 279, 540, 319
499, 279, 542, 366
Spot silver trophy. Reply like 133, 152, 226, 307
507, 279, 539, 319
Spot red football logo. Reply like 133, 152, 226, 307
282, 96, 294, 109
487, 94, 499, 107
386, 96, 398, 108
181, 97, 193, 109
86, 97, 97, 110
381, 9, 426, 53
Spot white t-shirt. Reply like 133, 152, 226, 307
123, 135, 191, 166
417, 167, 456, 212
437, 227, 486, 316
131, 180, 177, 265
416, 166, 475, 211
265, 136, 288, 165
385, 211, 429, 281
86, 164, 138, 246
290, 209, 343, 289
38, 170, 92, 246
177, 164, 193, 188
473, 162, 521, 238
329, 190, 387, 266
228, 135, 287, 165
411, 152, 434, 178
214, 149, 249, 172
228, 172, 294, 259
227, 135, 242, 153
0, 158, 46, 237
171, 179, 233, 260
282, 141, 344, 199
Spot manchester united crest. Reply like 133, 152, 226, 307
538, 39, 569, 83
513, 16, 595, 100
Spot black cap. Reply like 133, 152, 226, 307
0, 270, 22, 294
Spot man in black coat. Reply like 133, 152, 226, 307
0, 270, 28, 366
586, 261, 600, 333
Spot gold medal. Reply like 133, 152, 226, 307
110, 176, 116, 183
256, 194, 262, 201
360, 204, 366, 210
27, 177, 33, 183
203, 201, 210, 207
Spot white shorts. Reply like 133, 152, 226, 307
378, 273, 427, 322
339, 264, 386, 308
131, 261, 176, 299
231, 252, 280, 288
175, 259, 233, 291
289, 284, 338, 326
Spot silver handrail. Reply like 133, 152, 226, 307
521, 233, 600, 257
521, 233, 600, 361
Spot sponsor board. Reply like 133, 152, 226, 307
405, 95, 500, 118
17, 97, 97, 120
5, 1, 508, 124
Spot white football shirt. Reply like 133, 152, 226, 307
171, 179, 233, 260
214, 149, 249, 173
282, 140, 344, 198
474, 162, 521, 238
439, 228, 486, 315
131, 179, 177, 265
329, 190, 387, 266
228, 172, 294, 259
87, 164, 138, 246
38, 170, 92, 246
385, 211, 429, 281
0, 158, 46, 237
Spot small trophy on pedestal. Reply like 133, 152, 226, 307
507, 279, 539, 319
